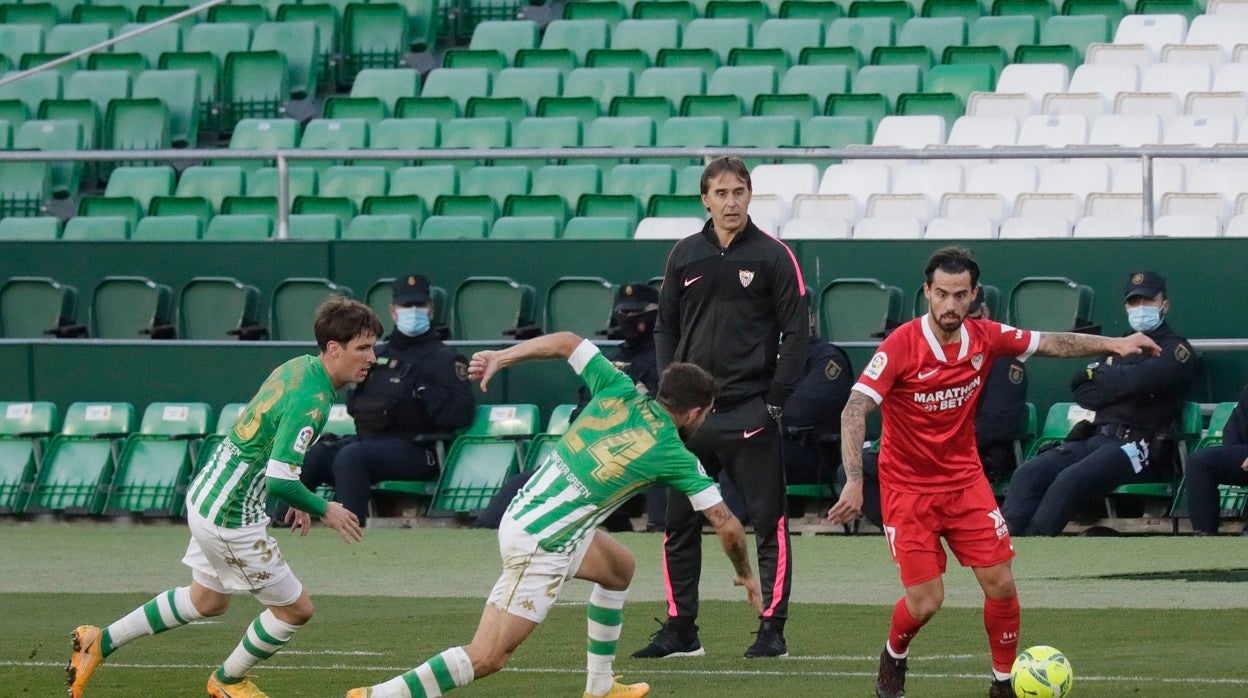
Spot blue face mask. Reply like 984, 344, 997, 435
1127, 305, 1163, 333
396, 307, 431, 336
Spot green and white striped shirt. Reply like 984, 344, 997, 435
506, 341, 721, 553
188, 355, 334, 528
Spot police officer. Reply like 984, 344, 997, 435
299, 274, 476, 526
783, 311, 853, 487
1003, 271, 1196, 536
1184, 380, 1248, 535
969, 290, 1028, 486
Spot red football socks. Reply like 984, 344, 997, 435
983, 594, 1021, 675
886, 597, 926, 657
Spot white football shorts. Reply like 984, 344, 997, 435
486, 516, 596, 623
182, 507, 303, 607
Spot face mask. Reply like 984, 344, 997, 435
396, 307, 430, 336
616, 309, 656, 344
1127, 305, 1162, 333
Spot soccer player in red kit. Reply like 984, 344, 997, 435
827, 247, 1160, 698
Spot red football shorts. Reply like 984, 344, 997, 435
880, 477, 1015, 587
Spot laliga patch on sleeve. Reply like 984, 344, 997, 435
293, 426, 315, 454
864, 351, 888, 380
695, 460, 708, 478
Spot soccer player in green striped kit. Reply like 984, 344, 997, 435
347, 331, 763, 698
68, 298, 382, 698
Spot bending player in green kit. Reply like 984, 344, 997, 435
347, 331, 763, 698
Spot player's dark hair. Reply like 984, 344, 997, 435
700, 156, 752, 195
925, 246, 981, 288
657, 362, 717, 413
314, 297, 383, 351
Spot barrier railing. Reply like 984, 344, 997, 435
3, 145, 1248, 238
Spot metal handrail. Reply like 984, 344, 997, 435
4, 145, 1248, 238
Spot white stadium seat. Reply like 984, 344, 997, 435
1111, 162, 1185, 201
1113, 15, 1188, 58
1068, 64, 1140, 97
998, 215, 1073, 238
872, 115, 947, 148
1184, 92, 1248, 119
1014, 193, 1083, 224
1153, 214, 1223, 237
633, 217, 704, 239
1226, 214, 1248, 236
946, 116, 1019, 147
1160, 193, 1230, 224
819, 163, 891, 210
964, 163, 1038, 214
1185, 16, 1248, 54
1213, 64, 1248, 93
1142, 63, 1212, 101
866, 193, 934, 222
791, 194, 860, 223
748, 195, 790, 228
779, 216, 852, 239
940, 193, 1008, 223
1160, 44, 1225, 69
1017, 114, 1090, 147
1164, 114, 1237, 145
1041, 92, 1108, 121
1113, 92, 1181, 123
851, 216, 925, 239
966, 92, 1035, 119
997, 64, 1071, 108
750, 164, 819, 204
1038, 162, 1112, 200
1086, 43, 1153, 70
923, 215, 997, 240
1084, 192, 1144, 217
1073, 215, 1144, 237
1209, 0, 1248, 17
1088, 113, 1163, 146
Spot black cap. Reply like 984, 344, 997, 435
968, 287, 986, 314
614, 282, 659, 311
1123, 271, 1166, 301
392, 275, 431, 305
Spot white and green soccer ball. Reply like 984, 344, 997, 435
1010, 645, 1074, 698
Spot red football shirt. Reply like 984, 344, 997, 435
853, 316, 1040, 493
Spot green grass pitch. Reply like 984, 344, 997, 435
3, 523, 1246, 697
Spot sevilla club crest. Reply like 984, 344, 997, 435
971, 353, 984, 370
739, 269, 755, 287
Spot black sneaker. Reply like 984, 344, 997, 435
876, 647, 907, 698
631, 619, 705, 659
743, 619, 788, 658
988, 678, 1014, 698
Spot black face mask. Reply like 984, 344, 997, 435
615, 309, 657, 344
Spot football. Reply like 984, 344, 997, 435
1010, 645, 1074, 698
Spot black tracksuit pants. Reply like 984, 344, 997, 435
1183, 444, 1248, 534
663, 396, 792, 622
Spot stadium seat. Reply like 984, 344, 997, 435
1008, 276, 1095, 331
344, 214, 417, 240
824, 19, 895, 64
819, 278, 904, 341
365, 118, 440, 171
298, 118, 370, 175
270, 277, 354, 341
730, 115, 799, 166
873, 115, 947, 147
924, 215, 997, 239
543, 276, 615, 337
947, 116, 1019, 147
561, 216, 634, 239
106, 402, 212, 517
225, 118, 300, 178
324, 69, 421, 126
583, 115, 655, 167
91, 276, 175, 339
418, 215, 489, 240
540, 18, 610, 63
633, 216, 704, 238
442, 117, 511, 170
0, 276, 82, 338
490, 216, 560, 239
429, 435, 521, 516
453, 276, 538, 340
26, 402, 136, 515
153, 166, 246, 221
510, 116, 581, 168
342, 3, 407, 81
284, 213, 341, 240
0, 217, 60, 242
14, 119, 83, 199
0, 401, 58, 513
221, 167, 315, 221
1016, 114, 1089, 147
130, 216, 202, 241
467, 19, 539, 63
295, 165, 388, 229
387, 164, 459, 210
60, 216, 129, 241
178, 277, 264, 340
998, 215, 1072, 238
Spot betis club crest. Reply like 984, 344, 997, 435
739, 269, 755, 287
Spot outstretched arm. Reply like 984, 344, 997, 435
705, 501, 764, 614
827, 390, 876, 525
469, 332, 585, 392
1036, 331, 1160, 359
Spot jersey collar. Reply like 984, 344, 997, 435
919, 315, 970, 363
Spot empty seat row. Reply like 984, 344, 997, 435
774, 212, 1248, 238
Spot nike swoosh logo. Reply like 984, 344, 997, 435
917, 368, 939, 380
683, 275, 703, 287
743, 427, 766, 439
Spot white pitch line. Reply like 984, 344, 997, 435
7, 660, 1248, 686
282, 650, 388, 656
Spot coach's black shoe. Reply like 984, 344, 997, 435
875, 647, 907, 698
631, 619, 705, 659
743, 619, 788, 658
988, 678, 1014, 698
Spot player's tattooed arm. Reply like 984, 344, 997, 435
839, 391, 876, 484
1037, 331, 1161, 359
706, 502, 764, 613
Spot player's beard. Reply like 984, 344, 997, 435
937, 311, 965, 333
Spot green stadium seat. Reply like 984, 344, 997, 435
704, 65, 778, 115
512, 116, 582, 168
36, 23, 112, 74
343, 214, 416, 240
655, 115, 727, 166
202, 213, 273, 240
388, 164, 458, 210
561, 216, 633, 239
0, 277, 80, 338
270, 277, 353, 341
107, 402, 212, 517
418, 215, 489, 240
752, 18, 824, 65
566, 0, 629, 25
342, 3, 407, 81
14, 119, 83, 199
514, 48, 578, 75
730, 115, 799, 166
871, 45, 935, 77
468, 19, 539, 63
539, 95, 601, 124
853, 64, 923, 111
222, 166, 317, 220
657, 46, 720, 73
434, 194, 498, 225
0, 70, 61, 118
1008, 276, 1095, 332
583, 115, 655, 167
442, 48, 508, 74
819, 278, 904, 342
131, 215, 203, 241
1013, 43, 1080, 71
298, 118, 370, 175
992, 0, 1053, 23
61, 216, 130, 241
577, 193, 641, 226
966, 15, 1036, 61
91, 275, 175, 338
178, 277, 264, 340
755, 65, 852, 119
1060, 0, 1125, 25
531, 163, 601, 211
222, 49, 287, 127
102, 97, 171, 170
1135, 0, 1200, 20
0, 25, 45, 68
895, 17, 967, 62
681, 18, 751, 63
563, 67, 634, 113
849, 0, 913, 22
610, 66, 702, 123
798, 45, 862, 73
441, 117, 511, 170
92, 23, 180, 75
79, 165, 174, 227
634, 0, 700, 26
780, 0, 846, 20
922, 0, 980, 23
521, 433, 562, 471
151, 166, 245, 220
602, 163, 674, 209
601, 18, 679, 64
0, 218, 62, 242
1025, 402, 1089, 459
250, 21, 319, 100
284, 213, 341, 240
396, 0, 438, 51
490, 216, 561, 239
647, 194, 704, 217
227, 118, 301, 176
0, 4, 57, 31
364, 118, 439, 171
26, 402, 136, 515
728, 46, 789, 73
0, 160, 51, 218
294, 165, 388, 229
208, 0, 268, 27
707, 0, 769, 30
453, 276, 539, 340
585, 48, 649, 73
540, 19, 610, 63
545, 276, 615, 336
503, 193, 569, 224
926, 62, 995, 100
275, 4, 337, 87
429, 435, 520, 515
941, 45, 1007, 77
461, 165, 531, 209
324, 69, 421, 126
468, 67, 562, 121
826, 17, 894, 61
1038, 14, 1110, 56
0, 401, 58, 513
